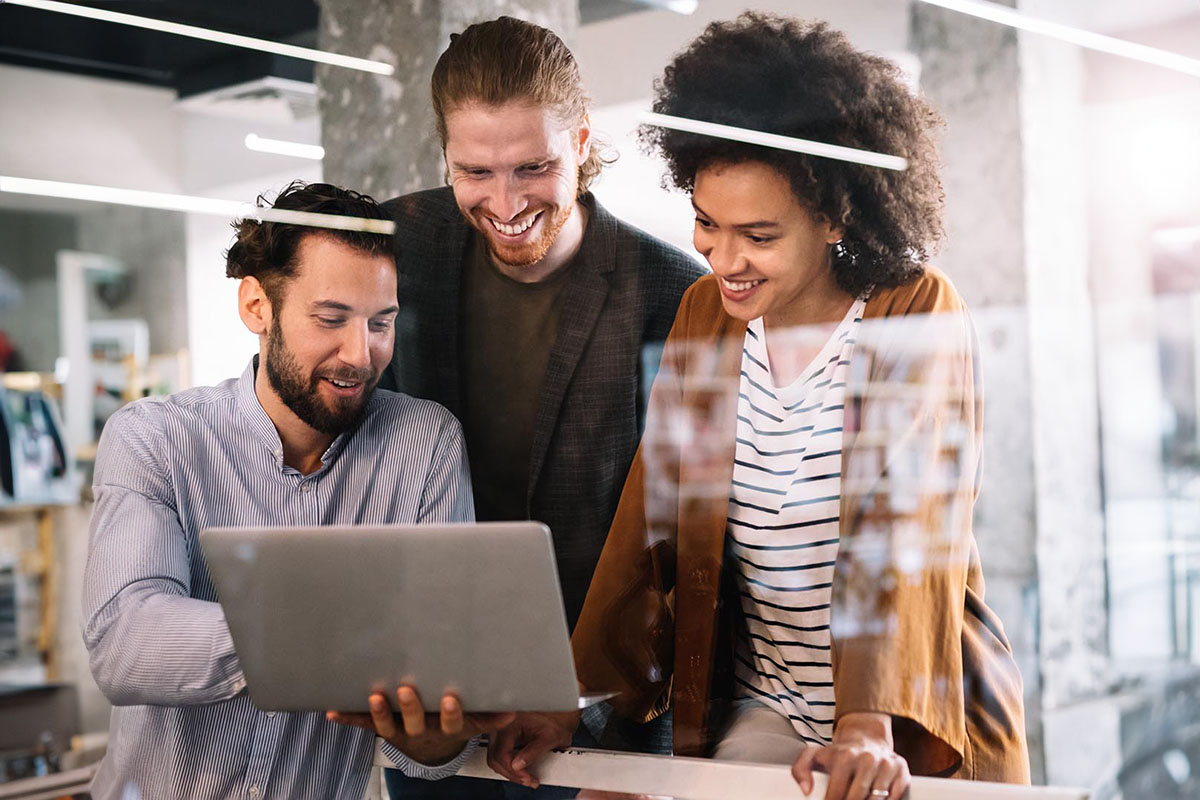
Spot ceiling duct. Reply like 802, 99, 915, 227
175, 75, 318, 124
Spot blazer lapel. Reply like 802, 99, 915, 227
431, 225, 468, 417
396, 192, 469, 418
526, 196, 615, 504
526, 266, 608, 505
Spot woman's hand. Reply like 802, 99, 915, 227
791, 712, 910, 800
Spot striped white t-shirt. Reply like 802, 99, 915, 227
728, 295, 866, 745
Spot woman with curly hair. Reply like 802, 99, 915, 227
490, 14, 1030, 799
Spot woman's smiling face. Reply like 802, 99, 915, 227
692, 160, 845, 327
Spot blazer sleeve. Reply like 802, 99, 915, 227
570, 287, 704, 722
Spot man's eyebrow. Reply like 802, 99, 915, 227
451, 155, 555, 171
691, 200, 781, 230
309, 301, 400, 316
311, 300, 352, 312
452, 158, 525, 171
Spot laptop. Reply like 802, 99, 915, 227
199, 522, 610, 714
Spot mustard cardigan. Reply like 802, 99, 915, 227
571, 269, 1030, 782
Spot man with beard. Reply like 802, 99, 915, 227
82, 182, 511, 800
382, 16, 705, 800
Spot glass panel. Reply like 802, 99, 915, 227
1, 2, 1198, 798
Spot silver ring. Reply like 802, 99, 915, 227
869, 791, 890, 799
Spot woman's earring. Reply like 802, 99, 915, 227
832, 238, 852, 266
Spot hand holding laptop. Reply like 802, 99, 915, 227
201, 523, 602, 715
328, 685, 516, 766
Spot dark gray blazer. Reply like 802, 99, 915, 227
381, 186, 706, 627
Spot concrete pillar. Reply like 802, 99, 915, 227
910, 0, 1108, 784
315, 0, 579, 199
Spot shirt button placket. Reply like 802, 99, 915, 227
300, 479, 319, 524
246, 709, 278, 799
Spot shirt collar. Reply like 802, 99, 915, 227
236, 357, 284, 463
235, 356, 352, 473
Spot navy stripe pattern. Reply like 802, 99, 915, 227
83, 360, 477, 800
729, 299, 865, 745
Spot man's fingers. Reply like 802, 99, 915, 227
510, 728, 568, 788
368, 694, 397, 740
440, 693, 464, 736
508, 722, 566, 788
507, 740, 540, 788
486, 713, 574, 788
507, 747, 541, 790
486, 725, 524, 784
396, 686, 427, 736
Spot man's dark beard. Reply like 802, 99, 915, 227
264, 316, 377, 436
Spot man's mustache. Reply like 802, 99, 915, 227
316, 368, 376, 384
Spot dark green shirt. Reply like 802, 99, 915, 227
459, 234, 574, 521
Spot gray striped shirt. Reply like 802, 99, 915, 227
83, 359, 477, 800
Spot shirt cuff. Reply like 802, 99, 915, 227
379, 736, 479, 780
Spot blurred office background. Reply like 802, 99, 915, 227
1, 0, 1199, 797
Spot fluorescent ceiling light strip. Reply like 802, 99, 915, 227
1151, 226, 1200, 248
638, 112, 908, 171
245, 134, 326, 161
631, 0, 699, 15
0, 176, 395, 234
917, 0, 1200, 79
2, 0, 395, 76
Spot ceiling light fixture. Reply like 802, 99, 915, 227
638, 111, 908, 171
2, 0, 395, 76
0, 176, 395, 234
917, 0, 1200, 79
244, 134, 325, 161
632, 0, 699, 15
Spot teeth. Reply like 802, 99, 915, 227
490, 214, 537, 236
329, 379, 357, 388
721, 277, 766, 293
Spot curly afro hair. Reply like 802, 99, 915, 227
642, 13, 945, 294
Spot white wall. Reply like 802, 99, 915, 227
575, 0, 910, 109
180, 112, 322, 195
588, 99, 699, 257
0, 64, 181, 193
